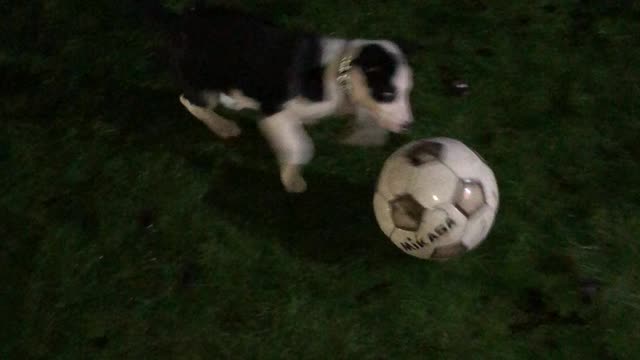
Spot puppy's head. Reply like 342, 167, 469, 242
347, 41, 414, 133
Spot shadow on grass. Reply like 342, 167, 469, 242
92, 85, 404, 263
202, 162, 399, 263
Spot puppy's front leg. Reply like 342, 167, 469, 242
259, 111, 314, 193
179, 95, 241, 139
341, 107, 389, 147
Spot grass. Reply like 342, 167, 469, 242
2, 0, 640, 358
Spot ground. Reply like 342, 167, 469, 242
1, 0, 640, 358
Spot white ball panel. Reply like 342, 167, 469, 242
429, 137, 499, 209
430, 243, 469, 260
407, 162, 458, 209
389, 228, 435, 259
460, 205, 497, 250
376, 150, 416, 200
417, 205, 468, 249
373, 192, 395, 236
485, 184, 500, 211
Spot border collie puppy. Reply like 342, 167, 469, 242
143, 2, 414, 192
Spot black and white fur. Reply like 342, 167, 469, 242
143, 3, 414, 192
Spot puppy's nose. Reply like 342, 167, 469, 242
400, 120, 412, 132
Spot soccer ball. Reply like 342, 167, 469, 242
373, 137, 499, 260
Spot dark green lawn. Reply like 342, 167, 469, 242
2, 0, 640, 358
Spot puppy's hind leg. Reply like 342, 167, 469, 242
259, 111, 314, 193
179, 94, 241, 139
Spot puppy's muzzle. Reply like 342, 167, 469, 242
399, 119, 412, 132
375, 111, 413, 134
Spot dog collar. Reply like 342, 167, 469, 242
337, 54, 353, 96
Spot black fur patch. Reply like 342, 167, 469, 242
181, 87, 207, 107
290, 37, 325, 102
352, 44, 398, 103
168, 5, 310, 115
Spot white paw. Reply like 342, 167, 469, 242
283, 176, 307, 193
281, 165, 307, 193
216, 123, 242, 139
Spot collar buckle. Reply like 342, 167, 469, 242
337, 55, 353, 95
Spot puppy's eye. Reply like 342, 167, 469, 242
365, 66, 381, 73
380, 91, 396, 102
